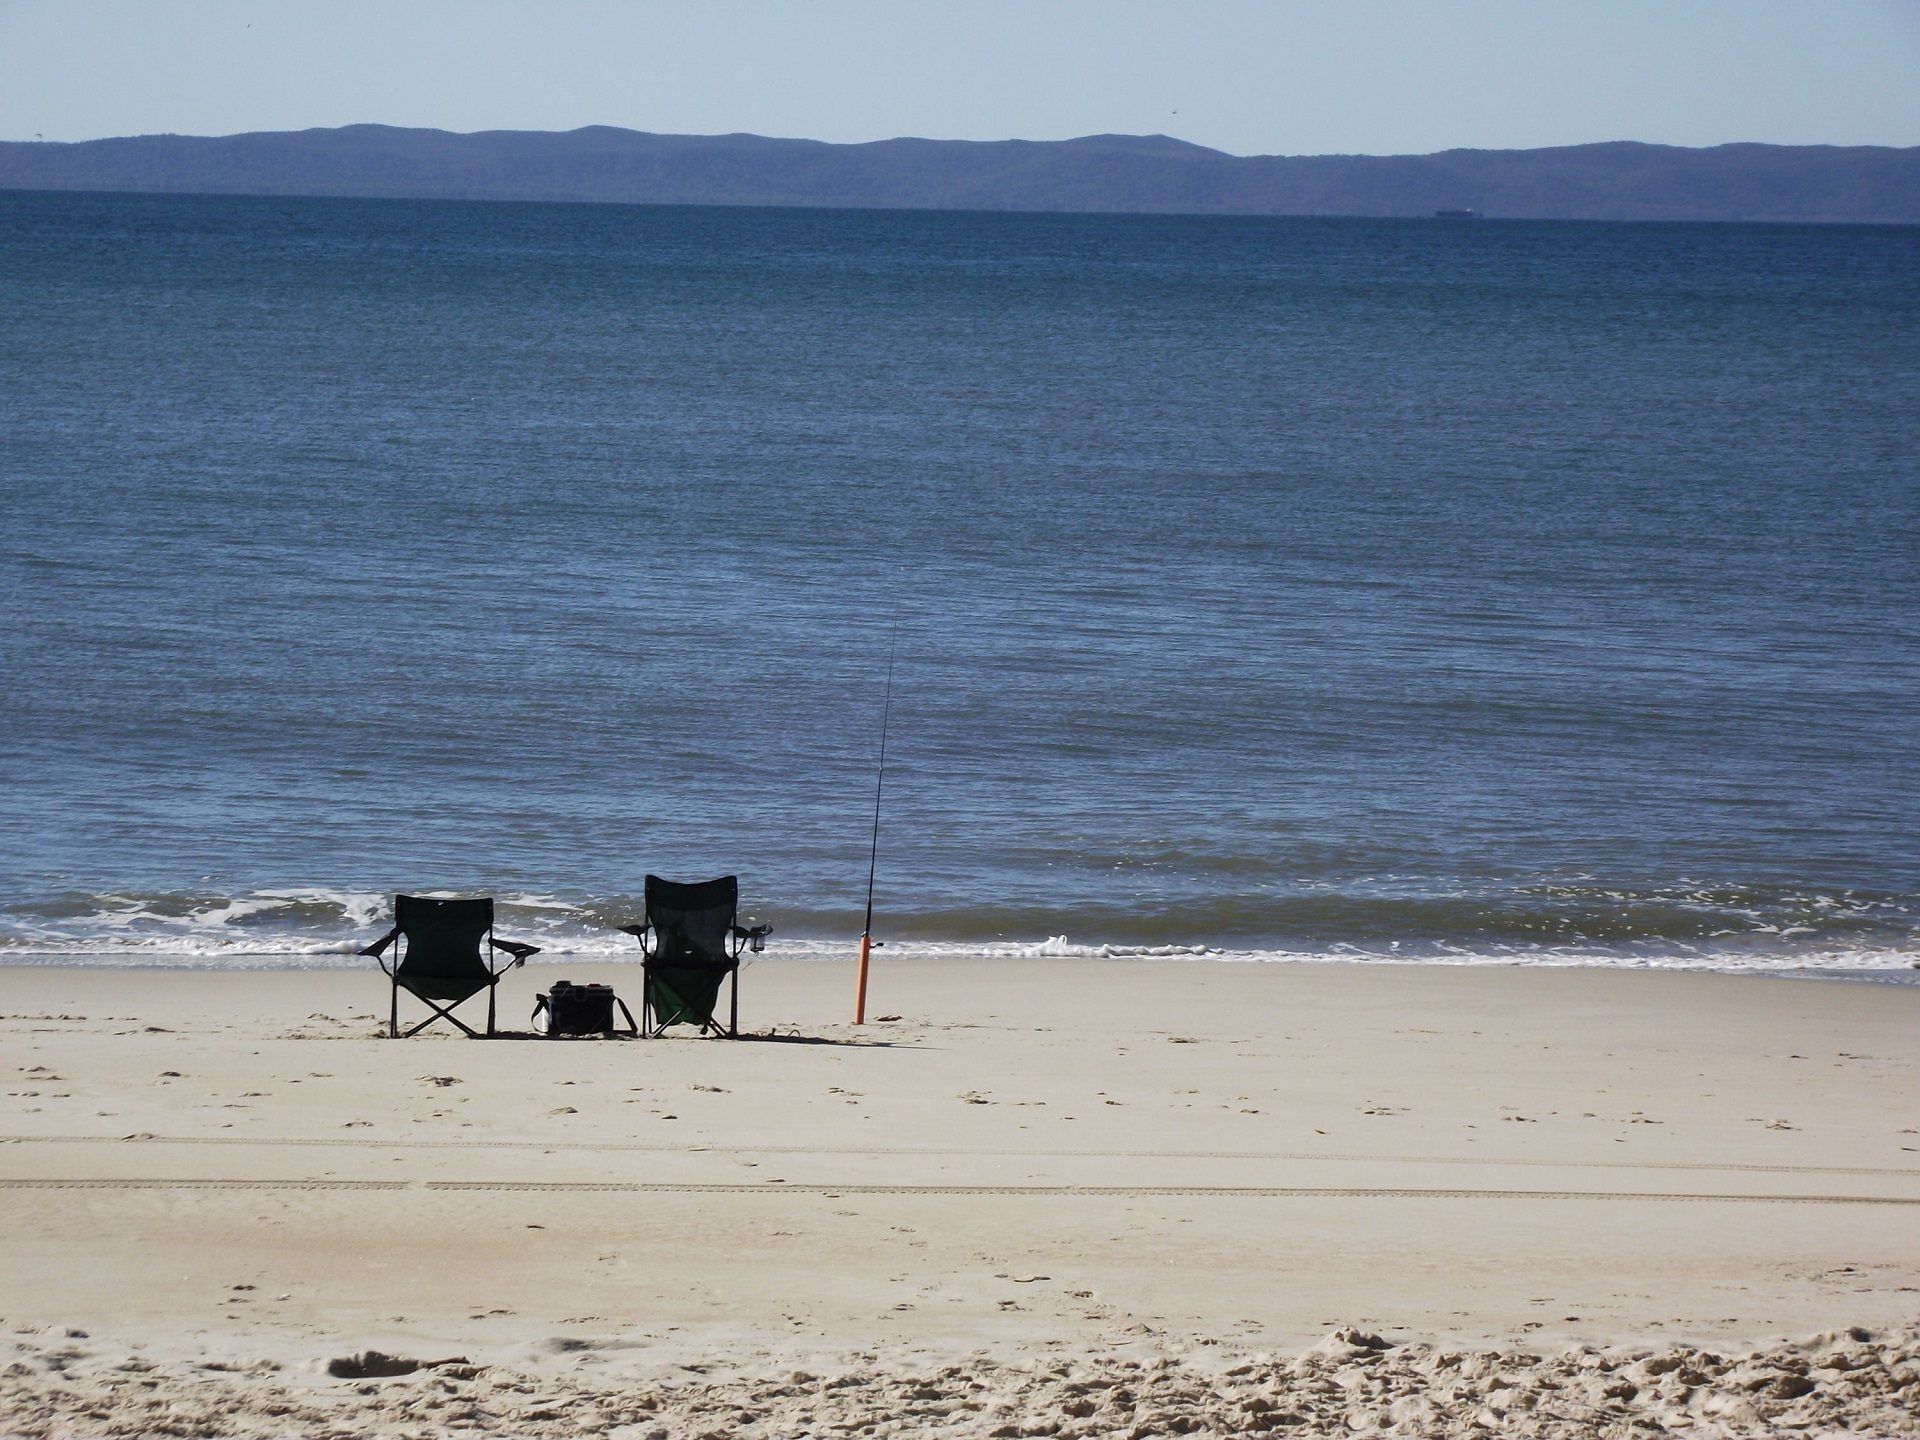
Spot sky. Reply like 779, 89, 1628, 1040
2, 0, 1917, 154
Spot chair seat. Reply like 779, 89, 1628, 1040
646, 965, 732, 1029
399, 974, 494, 1004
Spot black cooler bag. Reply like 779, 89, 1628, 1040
533, 980, 636, 1036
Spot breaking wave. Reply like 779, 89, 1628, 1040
1, 881, 1913, 981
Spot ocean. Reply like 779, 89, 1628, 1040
1, 190, 1915, 975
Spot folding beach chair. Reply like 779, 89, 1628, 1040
619, 875, 771, 1038
361, 895, 540, 1038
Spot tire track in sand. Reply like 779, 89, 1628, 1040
2, 1177, 1917, 1205
4, 1133, 1915, 1180
0, 1178, 408, 1191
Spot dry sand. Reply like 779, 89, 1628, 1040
1, 958, 1916, 1436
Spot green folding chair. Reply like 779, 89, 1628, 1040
620, 875, 770, 1038
361, 894, 540, 1037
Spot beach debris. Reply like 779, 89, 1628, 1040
1309, 1328, 1395, 1360
326, 1351, 420, 1379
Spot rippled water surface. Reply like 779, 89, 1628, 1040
2, 192, 1916, 970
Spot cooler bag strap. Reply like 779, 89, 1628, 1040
613, 996, 638, 1036
531, 993, 551, 1036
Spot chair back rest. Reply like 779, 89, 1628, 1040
644, 875, 738, 967
393, 895, 493, 983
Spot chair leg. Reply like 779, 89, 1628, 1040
391, 987, 485, 1039
400, 1002, 480, 1039
729, 969, 738, 1039
487, 984, 496, 1038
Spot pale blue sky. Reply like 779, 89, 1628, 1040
3, 0, 1917, 153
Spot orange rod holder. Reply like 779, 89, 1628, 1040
854, 932, 873, 1024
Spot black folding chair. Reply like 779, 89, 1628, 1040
619, 875, 771, 1038
361, 895, 540, 1038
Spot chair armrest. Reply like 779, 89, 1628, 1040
730, 922, 773, 955
488, 937, 541, 965
360, 927, 401, 973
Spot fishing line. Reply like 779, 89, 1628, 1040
854, 585, 901, 1023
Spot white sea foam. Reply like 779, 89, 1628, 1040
1018, 935, 1225, 958
3, 890, 1915, 982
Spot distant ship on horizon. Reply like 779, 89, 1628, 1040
1434, 208, 1482, 219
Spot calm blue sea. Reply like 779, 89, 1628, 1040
1, 190, 1916, 973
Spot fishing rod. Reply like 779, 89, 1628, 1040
853, 597, 900, 1024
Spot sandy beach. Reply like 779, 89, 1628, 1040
2, 957, 1917, 1436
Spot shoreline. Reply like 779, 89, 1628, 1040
3, 959, 1916, 1435
3, 948, 1917, 986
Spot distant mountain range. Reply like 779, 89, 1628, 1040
2, 125, 1916, 224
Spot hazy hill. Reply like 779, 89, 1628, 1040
1, 125, 1915, 224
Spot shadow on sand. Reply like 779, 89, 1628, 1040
469, 1028, 905, 1048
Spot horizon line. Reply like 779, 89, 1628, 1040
7, 123, 1919, 161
